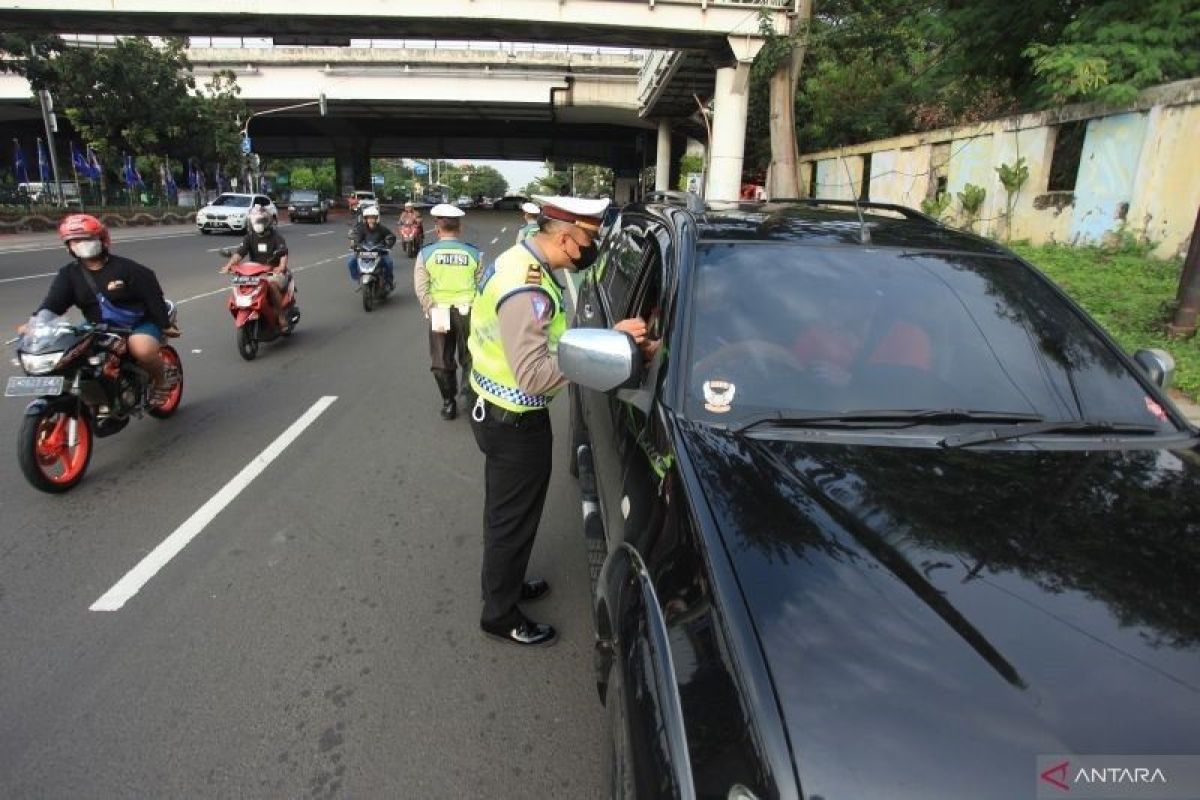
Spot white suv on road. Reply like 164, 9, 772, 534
196, 193, 278, 235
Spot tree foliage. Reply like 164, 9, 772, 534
744, 0, 1200, 165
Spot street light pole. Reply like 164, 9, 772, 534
35, 88, 65, 208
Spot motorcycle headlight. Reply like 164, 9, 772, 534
288, 206, 296, 212
20, 351, 63, 375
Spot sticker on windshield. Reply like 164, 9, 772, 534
1144, 395, 1168, 421
703, 379, 736, 414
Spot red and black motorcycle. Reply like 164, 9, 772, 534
223, 254, 300, 361
5, 308, 184, 493
399, 220, 423, 258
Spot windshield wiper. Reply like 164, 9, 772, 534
941, 420, 1161, 448
732, 408, 1044, 434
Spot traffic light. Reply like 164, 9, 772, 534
318, 93, 327, 117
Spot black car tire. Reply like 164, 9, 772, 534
199, 228, 211, 235
601, 662, 634, 800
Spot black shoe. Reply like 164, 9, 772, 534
440, 399, 457, 420
520, 577, 550, 602
480, 612, 557, 648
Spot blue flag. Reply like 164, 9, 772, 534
70, 141, 88, 177
187, 160, 198, 192
85, 146, 102, 180
163, 159, 177, 194
214, 163, 222, 192
123, 154, 143, 188
13, 140, 29, 183
36, 139, 50, 183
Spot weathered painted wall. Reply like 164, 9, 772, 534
797, 78, 1200, 258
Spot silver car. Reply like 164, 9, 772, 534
196, 193, 278, 235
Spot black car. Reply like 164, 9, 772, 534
287, 189, 328, 223
491, 194, 530, 211
560, 194, 1200, 799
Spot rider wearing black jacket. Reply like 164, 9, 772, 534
347, 206, 397, 288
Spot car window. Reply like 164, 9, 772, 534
599, 224, 647, 319
212, 195, 251, 207
682, 244, 1179, 432
291, 191, 318, 202
254, 196, 269, 206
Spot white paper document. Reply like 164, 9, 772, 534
430, 306, 451, 333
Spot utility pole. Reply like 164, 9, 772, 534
35, 87, 65, 208
1168, 204, 1200, 338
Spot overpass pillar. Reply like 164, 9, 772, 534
614, 176, 639, 206
335, 143, 371, 195
705, 64, 750, 201
655, 120, 671, 191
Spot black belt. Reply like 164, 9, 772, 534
471, 395, 548, 427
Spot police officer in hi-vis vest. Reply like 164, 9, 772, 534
468, 195, 646, 647
515, 201, 540, 244
414, 203, 483, 420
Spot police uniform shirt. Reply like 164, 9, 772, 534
494, 238, 567, 397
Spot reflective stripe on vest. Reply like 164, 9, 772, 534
420, 239, 481, 306
468, 242, 566, 413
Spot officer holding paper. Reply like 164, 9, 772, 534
413, 203, 483, 420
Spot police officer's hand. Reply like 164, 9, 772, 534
613, 317, 647, 345
163, 326, 181, 338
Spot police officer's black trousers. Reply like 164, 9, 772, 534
470, 407, 552, 624
429, 308, 471, 400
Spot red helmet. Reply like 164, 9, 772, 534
57, 214, 111, 249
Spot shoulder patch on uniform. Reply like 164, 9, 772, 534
525, 265, 542, 286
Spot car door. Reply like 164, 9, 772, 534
582, 214, 665, 547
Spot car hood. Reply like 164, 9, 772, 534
199, 205, 249, 214
678, 421, 1200, 799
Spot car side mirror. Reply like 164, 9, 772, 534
559, 329, 643, 392
1134, 348, 1175, 390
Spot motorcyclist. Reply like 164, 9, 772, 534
21, 214, 180, 404
398, 200, 423, 230
348, 205, 397, 289
221, 206, 292, 330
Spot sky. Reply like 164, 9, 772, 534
405, 159, 546, 196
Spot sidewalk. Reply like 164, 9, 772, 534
1169, 390, 1200, 424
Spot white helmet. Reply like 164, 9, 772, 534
404, 201, 414, 209
362, 205, 380, 219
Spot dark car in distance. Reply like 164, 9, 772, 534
560, 193, 1200, 799
287, 189, 328, 223
491, 194, 530, 211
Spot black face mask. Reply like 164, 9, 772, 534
570, 242, 598, 269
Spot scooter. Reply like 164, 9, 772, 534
399, 221, 423, 258
353, 243, 393, 312
221, 248, 300, 360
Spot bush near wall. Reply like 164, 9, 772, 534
1012, 241, 1199, 402
0, 206, 197, 234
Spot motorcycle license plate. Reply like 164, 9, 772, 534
361, 274, 373, 284
5, 375, 65, 397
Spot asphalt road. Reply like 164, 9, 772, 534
0, 212, 604, 798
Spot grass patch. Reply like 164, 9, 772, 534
1010, 241, 1198, 400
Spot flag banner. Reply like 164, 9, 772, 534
70, 141, 89, 177
85, 146, 102, 180
36, 139, 50, 183
13, 140, 29, 184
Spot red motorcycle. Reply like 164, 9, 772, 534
224, 258, 300, 361
400, 221, 423, 258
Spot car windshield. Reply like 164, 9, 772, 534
291, 191, 318, 202
211, 195, 251, 207
682, 244, 1178, 433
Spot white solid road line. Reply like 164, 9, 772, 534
0, 271, 58, 284
90, 395, 339, 612
307, 231, 334, 237
500, 227, 508, 233
490, 237, 499, 245
0, 230, 197, 255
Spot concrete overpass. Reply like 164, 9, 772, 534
0, 0, 799, 198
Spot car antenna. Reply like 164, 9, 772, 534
837, 153, 870, 245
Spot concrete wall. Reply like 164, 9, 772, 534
797, 78, 1200, 258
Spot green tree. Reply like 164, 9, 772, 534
1025, 0, 1200, 104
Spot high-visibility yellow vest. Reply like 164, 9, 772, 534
468, 242, 566, 413
420, 239, 482, 306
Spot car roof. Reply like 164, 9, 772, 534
642, 199, 1010, 256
